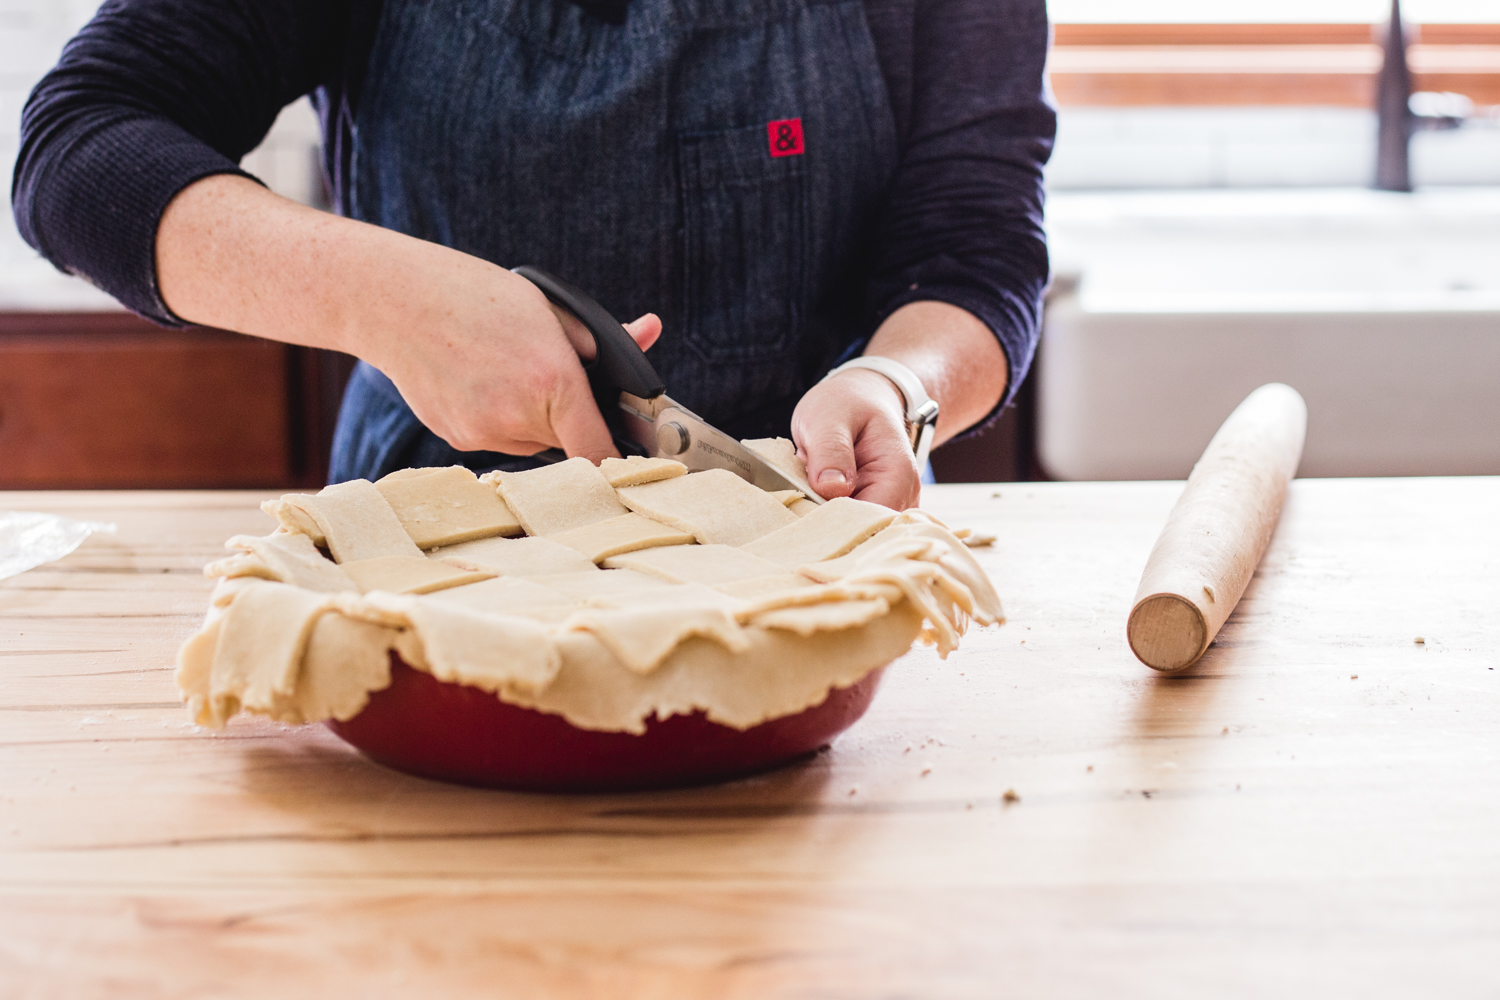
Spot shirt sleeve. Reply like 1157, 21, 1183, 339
10, 0, 353, 326
863, 0, 1055, 431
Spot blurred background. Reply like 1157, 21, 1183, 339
2, 0, 1498, 488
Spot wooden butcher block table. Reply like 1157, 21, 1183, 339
1, 479, 1496, 998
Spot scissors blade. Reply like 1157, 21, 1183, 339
617, 392, 822, 502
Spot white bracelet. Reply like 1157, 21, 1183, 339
821, 356, 940, 470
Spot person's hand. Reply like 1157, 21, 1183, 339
357, 261, 661, 462
790, 368, 920, 511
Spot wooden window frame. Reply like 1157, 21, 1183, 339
1049, 23, 1500, 106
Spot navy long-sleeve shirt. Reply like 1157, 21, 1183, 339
11, 0, 1054, 421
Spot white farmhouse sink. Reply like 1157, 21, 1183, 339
1039, 188, 1500, 480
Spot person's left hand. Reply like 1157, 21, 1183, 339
790, 368, 920, 511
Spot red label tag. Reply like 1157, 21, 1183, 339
767, 118, 805, 158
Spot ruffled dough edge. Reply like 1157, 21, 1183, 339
176, 515, 1003, 735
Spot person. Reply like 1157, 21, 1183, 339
13, 0, 1053, 511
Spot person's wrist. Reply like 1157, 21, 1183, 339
341, 234, 480, 366
322, 225, 417, 363
828, 366, 906, 420
823, 355, 942, 471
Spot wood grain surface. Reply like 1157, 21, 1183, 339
1, 482, 1497, 999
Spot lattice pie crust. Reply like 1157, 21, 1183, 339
176, 450, 1003, 734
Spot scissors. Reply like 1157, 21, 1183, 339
514, 266, 822, 502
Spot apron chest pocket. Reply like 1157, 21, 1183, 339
677, 124, 810, 364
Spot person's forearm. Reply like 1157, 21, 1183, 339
863, 301, 1008, 446
158, 174, 483, 363
156, 173, 649, 461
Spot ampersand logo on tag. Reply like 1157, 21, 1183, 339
767, 118, 805, 158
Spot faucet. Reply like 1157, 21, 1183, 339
1374, 0, 1486, 192
1374, 0, 1413, 190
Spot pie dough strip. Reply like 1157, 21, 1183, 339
503, 601, 924, 734
787, 498, 819, 517
425, 576, 580, 624
433, 535, 599, 577
294, 614, 398, 723
599, 456, 689, 488
563, 603, 750, 675
490, 458, 628, 535
742, 496, 897, 569
537, 568, 672, 606
729, 577, 902, 619
366, 593, 562, 695
603, 544, 784, 586
547, 512, 696, 564
205, 532, 358, 593
278, 480, 425, 563
840, 565, 960, 655
741, 437, 813, 497
374, 465, 523, 547
799, 522, 1004, 626
340, 555, 495, 595
206, 582, 337, 726
753, 597, 890, 637
798, 532, 932, 584
175, 615, 223, 727
261, 495, 325, 546
588, 581, 747, 615
616, 469, 797, 547
896, 522, 1004, 625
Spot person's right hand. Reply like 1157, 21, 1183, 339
356, 259, 661, 462
156, 174, 660, 463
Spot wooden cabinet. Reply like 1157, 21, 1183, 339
0, 312, 350, 490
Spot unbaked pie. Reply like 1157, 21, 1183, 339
176, 444, 1003, 736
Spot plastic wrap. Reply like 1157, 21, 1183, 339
0, 512, 117, 582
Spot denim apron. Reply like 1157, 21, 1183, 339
330, 0, 898, 482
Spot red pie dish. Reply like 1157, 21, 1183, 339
328, 654, 886, 792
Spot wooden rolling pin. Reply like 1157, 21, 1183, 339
1128, 383, 1307, 672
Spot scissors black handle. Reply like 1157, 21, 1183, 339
512, 266, 665, 400
512, 266, 663, 463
